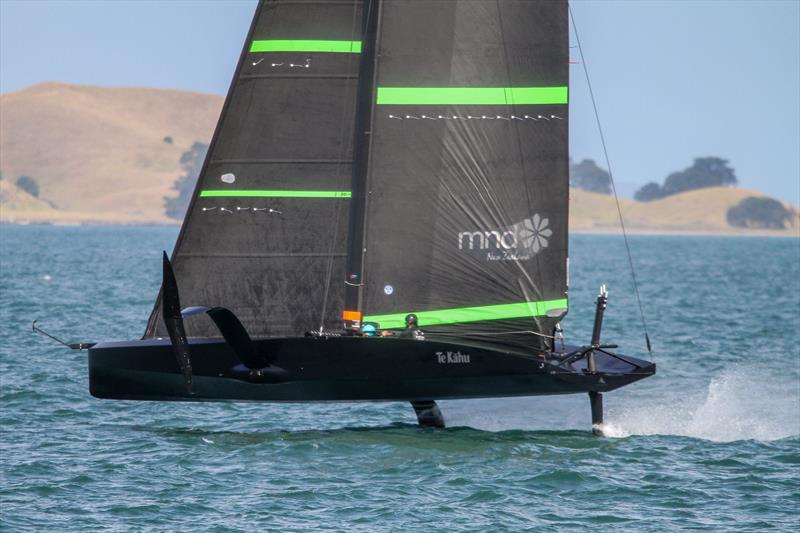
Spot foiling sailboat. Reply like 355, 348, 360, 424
82, 0, 655, 434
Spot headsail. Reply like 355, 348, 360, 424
345, 0, 570, 349
146, 0, 363, 339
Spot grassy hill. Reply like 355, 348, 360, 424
0, 82, 222, 223
570, 187, 799, 235
1, 82, 797, 235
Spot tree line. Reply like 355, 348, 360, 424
634, 157, 737, 201
569, 156, 739, 202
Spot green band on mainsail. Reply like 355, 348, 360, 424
364, 299, 569, 329
376, 86, 568, 105
200, 190, 351, 198
249, 40, 362, 53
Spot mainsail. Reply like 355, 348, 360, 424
146, 0, 363, 338
345, 0, 570, 348
147, 0, 569, 349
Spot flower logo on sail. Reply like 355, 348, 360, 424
457, 213, 553, 260
516, 214, 552, 253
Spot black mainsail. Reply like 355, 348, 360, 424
146, 0, 363, 339
345, 0, 569, 349
83, 0, 654, 434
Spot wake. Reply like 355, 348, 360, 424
439, 364, 800, 442
603, 364, 800, 442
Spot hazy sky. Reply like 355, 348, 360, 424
1, 0, 798, 204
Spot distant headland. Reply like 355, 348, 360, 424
1, 82, 797, 236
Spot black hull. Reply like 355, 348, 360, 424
89, 336, 654, 403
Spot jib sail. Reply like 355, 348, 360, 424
146, 0, 363, 338
345, 0, 570, 349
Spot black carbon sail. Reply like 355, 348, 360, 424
146, 0, 364, 339
345, 0, 570, 349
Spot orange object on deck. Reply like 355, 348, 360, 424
342, 310, 362, 321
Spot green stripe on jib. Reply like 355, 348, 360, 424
250, 40, 362, 53
364, 299, 569, 329
200, 190, 351, 198
376, 86, 568, 105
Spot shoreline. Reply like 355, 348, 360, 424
570, 227, 800, 238
3, 219, 797, 238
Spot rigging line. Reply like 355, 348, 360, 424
32, 320, 74, 348
568, 4, 653, 360
318, 0, 363, 331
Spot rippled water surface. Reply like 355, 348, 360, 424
1, 226, 798, 531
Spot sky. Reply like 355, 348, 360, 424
1, 0, 798, 205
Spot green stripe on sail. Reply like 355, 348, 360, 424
376, 86, 568, 105
364, 299, 569, 329
249, 40, 362, 53
200, 190, 351, 198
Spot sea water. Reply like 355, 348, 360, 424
1, 225, 798, 532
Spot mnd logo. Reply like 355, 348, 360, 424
457, 214, 552, 261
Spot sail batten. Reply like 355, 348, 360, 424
200, 190, 352, 198
250, 39, 362, 53
376, 86, 568, 105
210, 159, 354, 164
364, 298, 569, 329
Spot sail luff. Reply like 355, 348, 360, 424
144, 0, 265, 338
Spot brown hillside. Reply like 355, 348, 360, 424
0, 178, 58, 213
571, 187, 799, 235
0, 82, 222, 223
1, 82, 796, 235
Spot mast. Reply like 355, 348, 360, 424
344, 0, 381, 330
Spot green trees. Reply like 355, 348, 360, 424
570, 159, 611, 194
727, 197, 793, 229
164, 142, 208, 220
633, 182, 661, 202
15, 175, 39, 197
635, 157, 738, 201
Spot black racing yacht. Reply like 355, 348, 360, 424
82, 0, 655, 433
